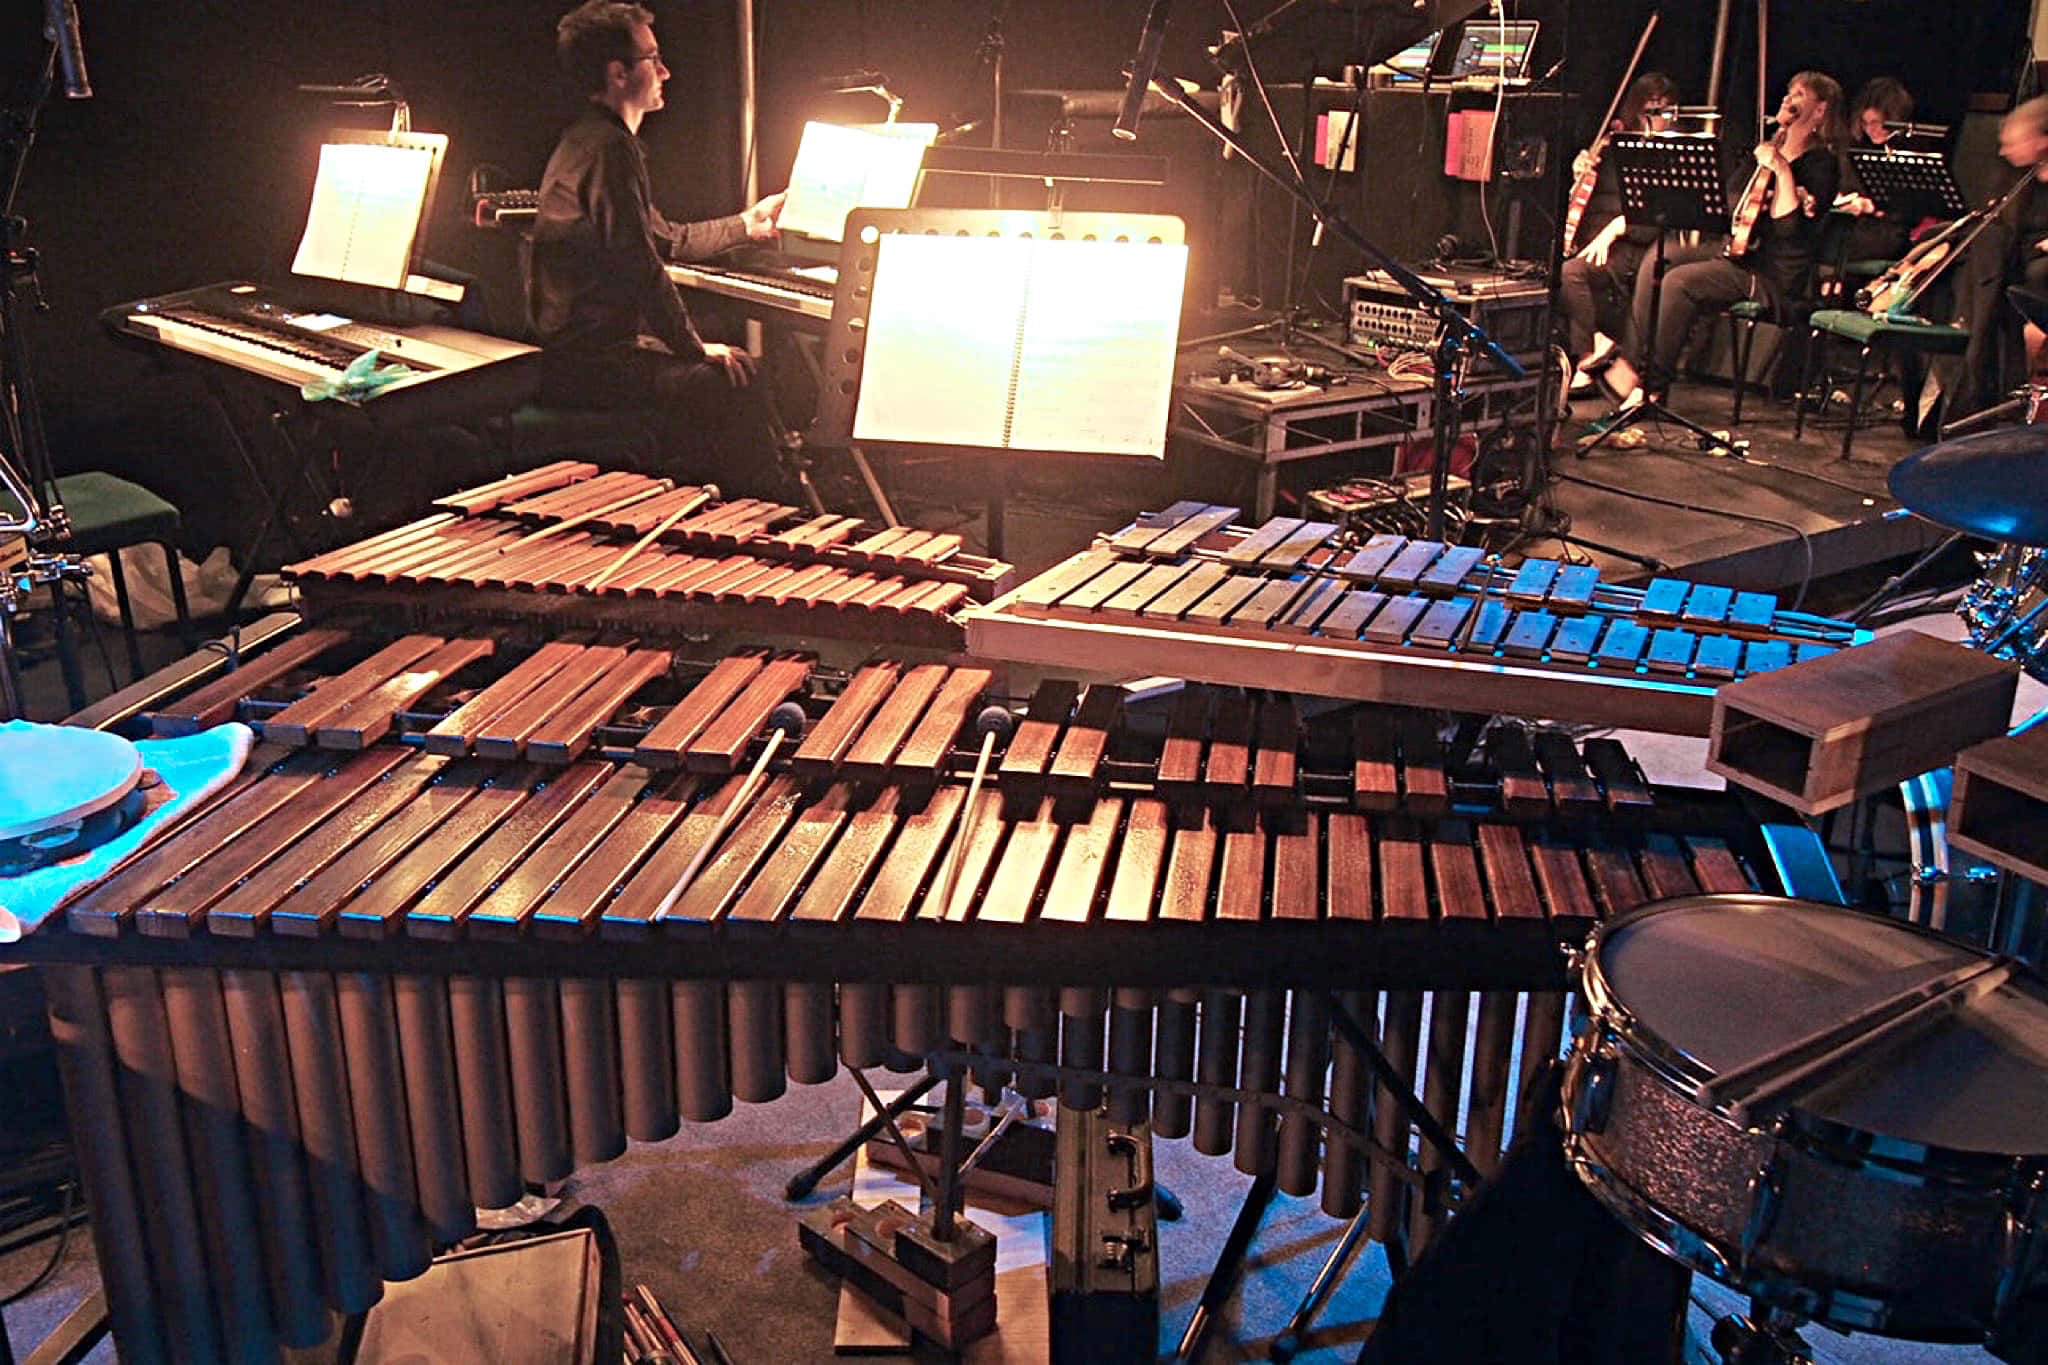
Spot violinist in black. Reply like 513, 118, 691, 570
1601, 72, 1845, 408
1557, 72, 1681, 396
1835, 78, 1918, 265
1934, 96, 2048, 418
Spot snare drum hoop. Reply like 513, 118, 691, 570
1577, 894, 2048, 1184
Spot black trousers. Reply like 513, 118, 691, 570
1624, 241, 1775, 385
536, 340, 787, 500
1356, 1066, 1691, 1365
1939, 223, 2048, 417
1558, 238, 1649, 361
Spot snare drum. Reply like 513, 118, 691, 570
1561, 894, 2048, 1343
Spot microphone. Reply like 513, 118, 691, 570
44, 0, 89, 99
820, 70, 888, 91
1113, 0, 1175, 141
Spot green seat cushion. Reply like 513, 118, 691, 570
1727, 300, 1768, 321
1844, 258, 1898, 279
0, 472, 180, 557
503, 404, 661, 462
1809, 308, 1969, 353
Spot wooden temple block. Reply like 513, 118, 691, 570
1949, 724, 2048, 884
1706, 631, 2018, 816
799, 1198, 999, 1350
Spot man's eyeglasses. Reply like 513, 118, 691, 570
627, 50, 663, 66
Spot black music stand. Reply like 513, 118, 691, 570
1846, 147, 1968, 227
1579, 134, 1741, 460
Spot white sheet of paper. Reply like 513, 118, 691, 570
1006, 238, 1186, 457
291, 140, 436, 289
779, 121, 938, 243
853, 233, 1030, 448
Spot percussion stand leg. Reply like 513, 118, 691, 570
1175, 1164, 1278, 1363
782, 1072, 941, 1202
1709, 1304, 1814, 1364
1846, 529, 1963, 624
1267, 1002, 1458, 1356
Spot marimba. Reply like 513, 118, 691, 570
967, 503, 1866, 735
285, 461, 1013, 650
15, 621, 1824, 1364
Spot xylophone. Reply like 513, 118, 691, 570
15, 622, 1816, 1364
966, 502, 1867, 736
285, 461, 1013, 650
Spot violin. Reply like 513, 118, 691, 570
1859, 167, 2037, 318
1561, 13, 1660, 258
1724, 125, 1784, 260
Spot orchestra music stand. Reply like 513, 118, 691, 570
1579, 134, 1742, 460
1846, 147, 1968, 225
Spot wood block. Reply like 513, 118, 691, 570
799, 1203, 998, 1349
1949, 725, 2048, 884
1706, 632, 2018, 816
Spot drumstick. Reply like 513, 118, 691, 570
651, 701, 807, 921
497, 479, 674, 553
584, 483, 719, 592
1700, 956, 2012, 1122
931, 705, 1015, 918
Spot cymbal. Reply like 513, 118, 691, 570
1888, 426, 2048, 546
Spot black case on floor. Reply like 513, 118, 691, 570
1050, 1106, 1160, 1362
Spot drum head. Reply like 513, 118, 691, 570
1593, 895, 2048, 1156
0, 722, 142, 842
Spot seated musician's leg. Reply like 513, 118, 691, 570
1644, 256, 1754, 392
1558, 256, 1604, 381
1356, 1064, 1690, 1365
1605, 239, 1724, 405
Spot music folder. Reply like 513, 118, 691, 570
291, 129, 451, 297
778, 121, 939, 244
849, 227, 1187, 459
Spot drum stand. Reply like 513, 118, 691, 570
1710, 1304, 1816, 1364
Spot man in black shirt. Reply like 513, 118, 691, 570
1601, 72, 1845, 408
529, 2, 784, 461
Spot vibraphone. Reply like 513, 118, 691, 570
15, 623, 1806, 1364
285, 461, 1013, 649
966, 502, 1866, 736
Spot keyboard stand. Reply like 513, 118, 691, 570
784, 331, 900, 528
198, 375, 325, 619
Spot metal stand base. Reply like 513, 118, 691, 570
1175, 1166, 1277, 1362
1710, 1309, 1815, 1364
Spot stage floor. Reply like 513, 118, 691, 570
1549, 375, 1945, 598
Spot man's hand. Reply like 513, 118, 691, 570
702, 342, 758, 387
742, 192, 785, 241
1836, 192, 1877, 216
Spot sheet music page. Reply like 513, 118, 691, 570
852, 233, 1029, 448
291, 141, 435, 289
1007, 239, 1187, 457
779, 122, 938, 242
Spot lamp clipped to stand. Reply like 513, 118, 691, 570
1576, 132, 1746, 461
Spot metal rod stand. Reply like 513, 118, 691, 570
1175, 1165, 1277, 1362
783, 1072, 940, 1201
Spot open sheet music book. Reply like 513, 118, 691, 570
778, 121, 939, 242
291, 133, 446, 290
852, 233, 1187, 458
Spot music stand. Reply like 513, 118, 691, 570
1579, 133, 1742, 459
1846, 147, 1968, 225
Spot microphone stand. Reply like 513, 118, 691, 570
1143, 74, 1525, 537
2, 43, 91, 715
